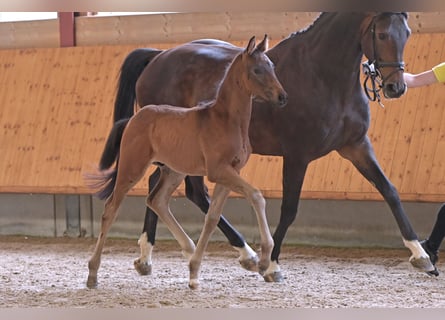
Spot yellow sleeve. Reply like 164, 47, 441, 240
432, 62, 445, 83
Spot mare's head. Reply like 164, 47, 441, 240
241, 35, 288, 107
361, 12, 410, 99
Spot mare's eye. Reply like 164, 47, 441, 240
378, 33, 387, 40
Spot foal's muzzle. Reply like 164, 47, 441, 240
277, 92, 288, 107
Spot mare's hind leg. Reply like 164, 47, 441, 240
134, 168, 161, 276
146, 166, 196, 262
185, 176, 258, 271
338, 136, 434, 272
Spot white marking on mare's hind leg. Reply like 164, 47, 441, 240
403, 239, 435, 272
233, 243, 259, 272
133, 232, 153, 275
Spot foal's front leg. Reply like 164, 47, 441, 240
213, 168, 274, 278
188, 184, 230, 289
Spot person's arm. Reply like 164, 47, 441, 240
404, 69, 438, 88
404, 62, 445, 88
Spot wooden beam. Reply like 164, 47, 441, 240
58, 12, 75, 47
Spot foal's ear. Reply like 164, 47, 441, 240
246, 36, 256, 55
256, 34, 269, 53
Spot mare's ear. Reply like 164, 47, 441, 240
256, 34, 269, 53
246, 36, 256, 55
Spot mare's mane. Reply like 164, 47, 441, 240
289, 12, 327, 38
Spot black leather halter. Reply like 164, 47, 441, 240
362, 13, 406, 106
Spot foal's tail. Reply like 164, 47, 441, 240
85, 119, 130, 200
113, 48, 162, 123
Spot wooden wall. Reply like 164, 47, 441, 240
1, 12, 445, 202
1, 12, 445, 49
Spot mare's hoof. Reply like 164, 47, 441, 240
134, 259, 152, 276
188, 279, 199, 290
263, 271, 284, 283
410, 256, 435, 273
86, 275, 98, 289
420, 240, 439, 277
239, 256, 259, 272
426, 267, 439, 277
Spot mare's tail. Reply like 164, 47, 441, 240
85, 119, 130, 200
113, 48, 162, 122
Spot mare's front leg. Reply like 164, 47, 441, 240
266, 156, 308, 282
338, 136, 434, 272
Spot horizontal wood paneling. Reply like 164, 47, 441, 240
1, 12, 445, 49
1, 29, 445, 202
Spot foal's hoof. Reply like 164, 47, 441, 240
239, 256, 259, 272
134, 258, 152, 276
263, 271, 284, 283
410, 256, 435, 273
86, 275, 98, 289
188, 279, 200, 290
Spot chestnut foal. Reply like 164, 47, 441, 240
85, 35, 287, 289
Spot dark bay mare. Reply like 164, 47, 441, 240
112, 12, 435, 282
86, 36, 287, 289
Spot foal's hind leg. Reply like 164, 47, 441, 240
87, 172, 145, 288
146, 166, 196, 262
338, 137, 434, 273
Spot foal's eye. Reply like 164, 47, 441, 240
378, 33, 387, 40
253, 68, 263, 75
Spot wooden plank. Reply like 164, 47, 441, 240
411, 34, 445, 194
74, 12, 320, 46
396, 34, 434, 194
409, 12, 445, 34
2, 12, 445, 50
0, 19, 59, 49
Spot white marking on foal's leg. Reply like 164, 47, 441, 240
403, 238, 435, 272
263, 260, 280, 277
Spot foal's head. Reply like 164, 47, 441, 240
241, 35, 288, 107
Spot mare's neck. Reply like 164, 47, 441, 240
269, 12, 368, 81
213, 55, 252, 121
